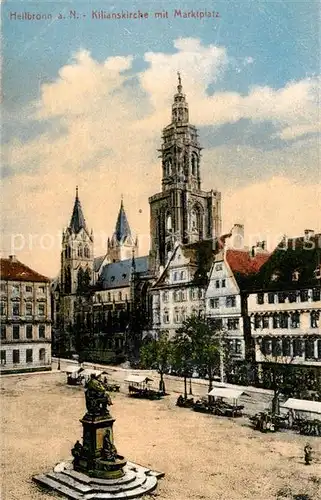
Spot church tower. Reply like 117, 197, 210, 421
107, 197, 138, 262
149, 74, 222, 271
60, 188, 94, 328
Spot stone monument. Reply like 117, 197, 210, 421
33, 374, 164, 499
71, 373, 126, 479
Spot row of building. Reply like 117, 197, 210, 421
1, 76, 320, 390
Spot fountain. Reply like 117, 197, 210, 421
33, 374, 164, 499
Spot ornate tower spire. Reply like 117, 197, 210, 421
171, 71, 189, 124
148, 74, 222, 271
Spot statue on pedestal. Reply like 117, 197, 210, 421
71, 372, 126, 479
85, 374, 112, 417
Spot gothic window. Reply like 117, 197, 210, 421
64, 267, 71, 294
166, 213, 172, 231
191, 154, 197, 176
190, 207, 201, 234
84, 245, 90, 258
164, 157, 172, 176
65, 246, 71, 259
78, 244, 83, 258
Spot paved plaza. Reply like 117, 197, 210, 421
1, 366, 321, 500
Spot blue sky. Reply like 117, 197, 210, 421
1, 0, 320, 275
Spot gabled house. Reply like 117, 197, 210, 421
205, 242, 270, 365
150, 239, 214, 337
246, 230, 321, 389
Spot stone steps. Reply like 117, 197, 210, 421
33, 461, 161, 499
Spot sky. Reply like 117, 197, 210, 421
1, 0, 320, 277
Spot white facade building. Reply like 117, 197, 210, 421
151, 241, 213, 338
0, 255, 52, 373
206, 245, 270, 362
246, 231, 321, 386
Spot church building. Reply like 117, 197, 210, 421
53, 74, 223, 359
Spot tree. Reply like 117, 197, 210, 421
140, 332, 172, 393
177, 316, 221, 392
171, 330, 194, 400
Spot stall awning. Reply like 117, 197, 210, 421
124, 375, 153, 384
65, 365, 82, 374
81, 369, 102, 378
281, 398, 321, 414
208, 387, 244, 400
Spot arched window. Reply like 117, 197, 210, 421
118, 291, 122, 301
166, 213, 172, 231
191, 154, 198, 176
190, 208, 200, 233
64, 267, 71, 294
78, 245, 83, 258
84, 245, 90, 258
164, 157, 172, 176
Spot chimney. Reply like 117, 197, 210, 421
254, 240, 267, 253
9, 255, 17, 262
231, 224, 244, 249
304, 229, 314, 240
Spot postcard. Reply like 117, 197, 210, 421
1, 1, 320, 499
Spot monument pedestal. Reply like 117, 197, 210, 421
72, 413, 126, 479
33, 374, 164, 498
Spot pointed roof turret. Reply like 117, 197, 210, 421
113, 197, 132, 243
69, 186, 87, 233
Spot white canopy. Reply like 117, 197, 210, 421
124, 375, 153, 384
208, 387, 244, 400
81, 369, 102, 378
281, 398, 321, 415
65, 365, 82, 374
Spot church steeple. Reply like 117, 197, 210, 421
107, 197, 138, 262
171, 72, 189, 124
161, 72, 201, 192
69, 186, 87, 234
148, 75, 222, 271
113, 196, 132, 244
61, 188, 94, 296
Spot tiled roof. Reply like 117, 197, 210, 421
245, 233, 321, 291
99, 256, 149, 289
0, 258, 50, 282
226, 250, 270, 276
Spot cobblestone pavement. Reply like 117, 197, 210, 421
2, 364, 321, 500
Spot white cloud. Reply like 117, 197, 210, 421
2, 38, 320, 275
